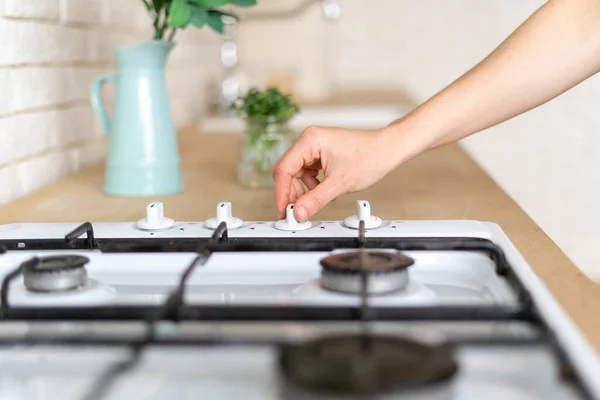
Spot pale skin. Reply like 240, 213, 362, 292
272, 0, 600, 222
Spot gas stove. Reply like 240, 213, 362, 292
0, 200, 598, 400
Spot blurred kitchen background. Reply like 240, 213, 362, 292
2, 0, 600, 281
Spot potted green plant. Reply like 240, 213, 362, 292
233, 87, 300, 188
90, 0, 256, 197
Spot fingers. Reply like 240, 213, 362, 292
272, 149, 305, 218
300, 169, 320, 191
286, 171, 320, 206
289, 179, 305, 204
272, 152, 295, 219
272, 131, 319, 218
294, 178, 343, 222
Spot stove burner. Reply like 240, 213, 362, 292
278, 334, 458, 394
23, 255, 90, 293
319, 251, 415, 294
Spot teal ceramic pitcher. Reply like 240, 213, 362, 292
90, 40, 184, 196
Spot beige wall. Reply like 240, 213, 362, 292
0, 0, 221, 204
236, 0, 330, 101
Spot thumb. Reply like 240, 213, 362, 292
294, 178, 342, 222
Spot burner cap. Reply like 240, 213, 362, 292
279, 334, 458, 394
319, 251, 415, 294
24, 255, 90, 293
320, 251, 414, 274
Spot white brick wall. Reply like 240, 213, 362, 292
2, 0, 60, 20
323, 0, 600, 280
0, 0, 222, 205
0, 20, 94, 65
60, 0, 103, 25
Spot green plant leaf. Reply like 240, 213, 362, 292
233, 87, 300, 120
141, 0, 152, 12
189, 5, 208, 28
168, 0, 192, 27
152, 0, 164, 12
180, 19, 191, 31
230, 0, 256, 7
207, 10, 226, 34
188, 0, 231, 6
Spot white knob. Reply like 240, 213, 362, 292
356, 200, 371, 221
274, 204, 312, 231
205, 202, 243, 229
344, 200, 382, 229
136, 202, 175, 231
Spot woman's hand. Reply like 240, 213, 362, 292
272, 125, 403, 222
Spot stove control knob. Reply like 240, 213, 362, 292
205, 202, 243, 229
344, 200, 382, 229
275, 204, 312, 231
136, 202, 175, 231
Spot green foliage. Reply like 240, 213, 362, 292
233, 87, 300, 120
236, 89, 298, 182
141, 0, 257, 41
168, 0, 192, 27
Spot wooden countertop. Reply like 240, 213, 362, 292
0, 127, 599, 352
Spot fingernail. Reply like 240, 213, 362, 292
296, 205, 308, 222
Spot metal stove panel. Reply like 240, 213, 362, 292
0, 220, 494, 240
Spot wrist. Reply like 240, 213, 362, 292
377, 107, 443, 168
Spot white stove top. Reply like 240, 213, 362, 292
0, 250, 512, 308
0, 201, 597, 400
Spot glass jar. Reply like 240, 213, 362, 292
238, 116, 295, 188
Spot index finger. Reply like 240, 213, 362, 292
272, 135, 315, 218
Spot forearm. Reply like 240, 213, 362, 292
385, 0, 600, 162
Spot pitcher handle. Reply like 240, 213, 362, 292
90, 73, 114, 136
